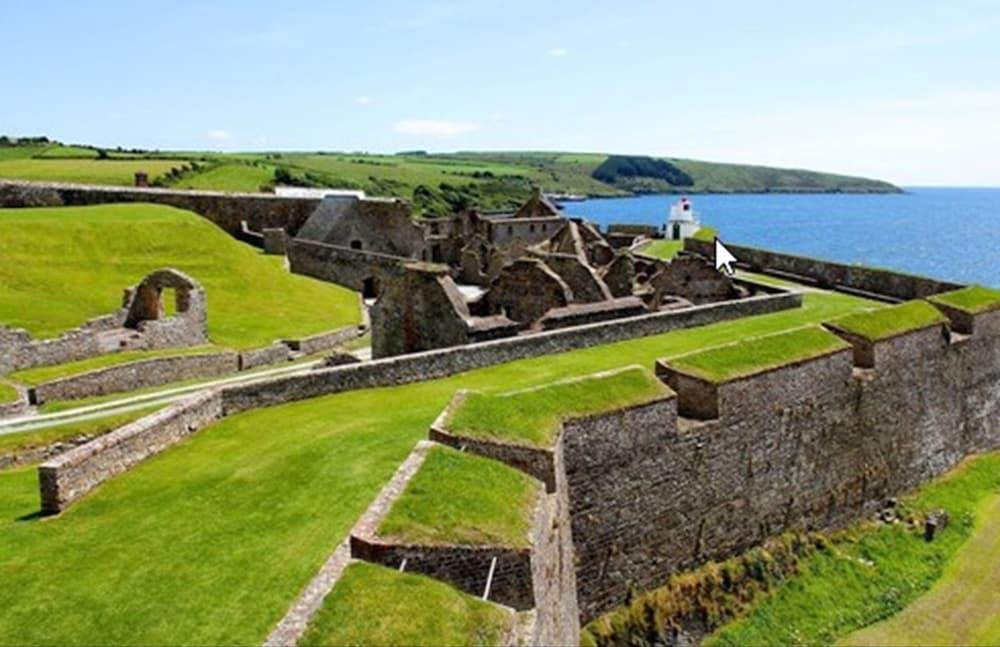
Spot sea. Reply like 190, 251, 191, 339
563, 188, 1000, 288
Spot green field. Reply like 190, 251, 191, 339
841, 494, 1000, 646
0, 204, 360, 349
0, 408, 161, 460
377, 445, 537, 548
0, 288, 877, 645
0, 159, 186, 186
707, 451, 1000, 646
171, 163, 276, 193
300, 562, 512, 647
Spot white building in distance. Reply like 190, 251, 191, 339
666, 197, 700, 240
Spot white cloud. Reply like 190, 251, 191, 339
549, 47, 569, 57
393, 119, 481, 137
207, 129, 231, 142
356, 96, 371, 105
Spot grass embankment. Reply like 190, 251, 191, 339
929, 285, 1000, 314
300, 561, 512, 647
377, 445, 537, 548
640, 239, 683, 260
0, 407, 160, 462
0, 159, 185, 186
585, 451, 1000, 647
0, 382, 17, 405
446, 367, 670, 448
0, 289, 877, 645
9, 346, 221, 386
830, 300, 946, 341
667, 326, 849, 382
707, 451, 1000, 646
0, 204, 359, 349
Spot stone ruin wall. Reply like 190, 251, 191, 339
0, 180, 320, 238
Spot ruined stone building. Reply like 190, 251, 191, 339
288, 187, 746, 358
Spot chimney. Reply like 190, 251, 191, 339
134, 171, 149, 188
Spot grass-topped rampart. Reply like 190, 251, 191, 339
665, 326, 848, 383
826, 300, 946, 342
376, 445, 537, 548
0, 203, 360, 349
929, 285, 1000, 314
444, 366, 671, 448
300, 561, 512, 647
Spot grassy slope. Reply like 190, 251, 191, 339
0, 381, 17, 404
0, 407, 161, 460
0, 204, 359, 349
377, 445, 537, 548
0, 290, 876, 645
929, 285, 1000, 314
831, 300, 946, 341
667, 326, 850, 382
640, 239, 683, 260
300, 561, 511, 647
707, 451, 1000, 646
841, 494, 1000, 646
671, 157, 900, 193
446, 367, 669, 447
0, 159, 186, 185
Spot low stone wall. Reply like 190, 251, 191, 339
38, 390, 223, 513
221, 290, 800, 415
30, 351, 239, 404
0, 391, 30, 419
0, 313, 123, 374
238, 344, 290, 371
0, 180, 321, 238
284, 325, 364, 355
684, 238, 961, 300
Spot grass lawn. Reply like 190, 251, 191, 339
829, 300, 946, 341
377, 445, 537, 548
929, 285, 1000, 314
0, 382, 17, 405
665, 326, 849, 382
641, 239, 683, 260
172, 163, 275, 193
0, 289, 877, 645
0, 204, 360, 349
300, 561, 512, 647
0, 407, 160, 461
446, 366, 670, 448
706, 451, 1000, 646
0, 159, 186, 185
9, 346, 221, 386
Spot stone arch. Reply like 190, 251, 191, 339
124, 269, 203, 328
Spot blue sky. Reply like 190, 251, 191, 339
2, 0, 998, 185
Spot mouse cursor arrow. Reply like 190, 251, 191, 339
714, 238, 738, 276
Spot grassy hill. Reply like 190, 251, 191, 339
0, 138, 901, 217
0, 203, 360, 348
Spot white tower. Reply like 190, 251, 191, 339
666, 197, 700, 240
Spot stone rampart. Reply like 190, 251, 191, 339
238, 343, 291, 370
221, 290, 800, 414
684, 238, 960, 300
0, 180, 320, 238
30, 351, 239, 404
284, 325, 364, 355
287, 238, 405, 290
38, 390, 223, 513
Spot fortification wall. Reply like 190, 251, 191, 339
0, 314, 123, 374
287, 238, 405, 291
0, 180, 320, 237
221, 291, 800, 415
30, 351, 239, 404
684, 238, 960, 300
38, 390, 223, 513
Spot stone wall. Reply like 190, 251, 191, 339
221, 290, 801, 415
287, 238, 405, 292
684, 238, 961, 300
0, 180, 321, 238
30, 351, 239, 404
238, 343, 291, 371
38, 390, 223, 513
284, 325, 364, 355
